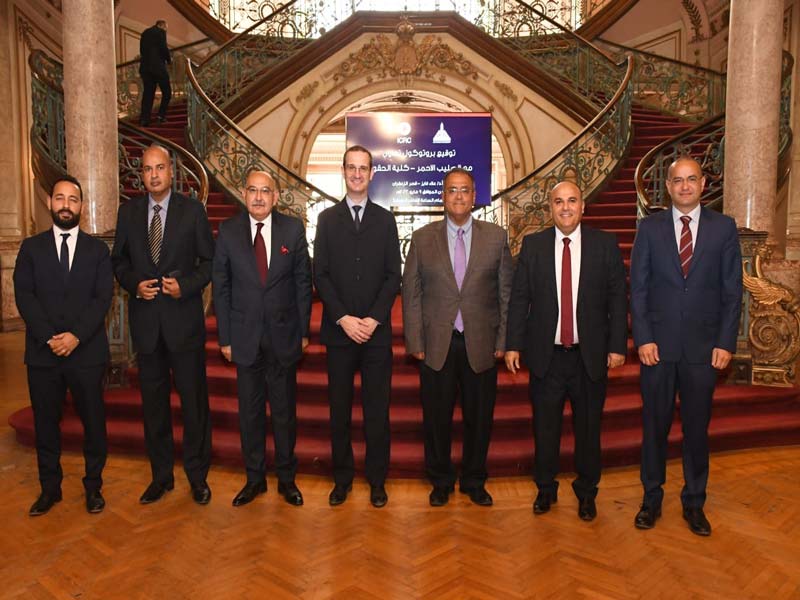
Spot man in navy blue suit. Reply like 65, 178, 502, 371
14, 175, 113, 516
630, 156, 742, 536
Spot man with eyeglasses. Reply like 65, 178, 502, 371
630, 156, 742, 536
313, 146, 401, 508
402, 168, 513, 507
212, 169, 312, 507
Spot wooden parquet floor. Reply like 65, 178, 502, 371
1, 331, 799, 599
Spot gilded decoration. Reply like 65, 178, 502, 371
494, 81, 518, 102
743, 239, 800, 386
331, 19, 478, 84
295, 81, 319, 102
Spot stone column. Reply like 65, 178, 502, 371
62, 0, 119, 235
723, 0, 784, 241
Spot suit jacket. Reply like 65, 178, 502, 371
111, 192, 214, 354
630, 206, 742, 363
403, 218, 513, 373
313, 199, 401, 347
212, 210, 312, 367
14, 229, 113, 368
139, 25, 171, 77
506, 225, 628, 382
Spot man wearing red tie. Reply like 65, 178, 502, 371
630, 157, 742, 536
505, 181, 628, 521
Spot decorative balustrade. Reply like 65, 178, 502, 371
186, 58, 337, 248
29, 50, 209, 205
116, 37, 218, 120
635, 51, 793, 217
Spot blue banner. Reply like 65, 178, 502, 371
345, 112, 492, 208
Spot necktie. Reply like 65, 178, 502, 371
560, 238, 574, 347
60, 233, 70, 279
149, 204, 162, 264
454, 228, 466, 332
352, 204, 362, 231
254, 222, 268, 285
679, 215, 693, 278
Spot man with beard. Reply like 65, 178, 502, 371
112, 144, 215, 506
14, 175, 114, 516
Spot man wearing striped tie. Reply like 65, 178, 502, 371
630, 156, 742, 536
112, 144, 215, 506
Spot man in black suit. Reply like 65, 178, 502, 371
631, 157, 742, 536
213, 170, 312, 507
313, 145, 402, 507
14, 175, 113, 516
505, 180, 628, 521
112, 144, 214, 506
139, 20, 171, 127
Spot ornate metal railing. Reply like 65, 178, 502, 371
596, 38, 726, 120
116, 37, 218, 120
202, 0, 614, 33
635, 51, 794, 217
29, 50, 208, 205
186, 57, 337, 246
476, 56, 633, 254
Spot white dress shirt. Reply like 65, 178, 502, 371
52, 224, 79, 271
554, 224, 581, 344
250, 213, 272, 267
672, 203, 701, 251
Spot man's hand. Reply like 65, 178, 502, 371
340, 315, 370, 344
137, 278, 160, 300
607, 352, 626, 369
638, 342, 660, 366
505, 350, 521, 374
48, 332, 80, 357
358, 317, 379, 340
161, 276, 181, 298
220, 345, 232, 362
411, 351, 425, 360
302, 337, 309, 351
711, 347, 733, 370
494, 350, 505, 360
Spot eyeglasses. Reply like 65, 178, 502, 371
446, 187, 473, 195
246, 186, 275, 195
669, 175, 701, 185
345, 164, 370, 174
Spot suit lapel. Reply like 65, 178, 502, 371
687, 207, 710, 278
337, 197, 358, 235
434, 220, 458, 290
576, 226, 591, 308
461, 219, 481, 290
544, 227, 558, 305
159, 193, 184, 267
266, 212, 287, 291
235, 212, 262, 287
42, 230, 65, 285
659, 210, 683, 277
135, 197, 153, 268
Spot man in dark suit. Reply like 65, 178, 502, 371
403, 168, 513, 507
505, 181, 628, 521
313, 145, 401, 508
112, 144, 214, 506
14, 175, 113, 516
213, 170, 312, 507
139, 20, 171, 127
630, 157, 742, 536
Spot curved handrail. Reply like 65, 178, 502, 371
185, 57, 337, 239
596, 38, 726, 120
477, 56, 634, 255
635, 50, 794, 217
29, 49, 209, 206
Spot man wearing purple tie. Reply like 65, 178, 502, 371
402, 168, 513, 507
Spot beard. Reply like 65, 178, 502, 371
51, 208, 80, 229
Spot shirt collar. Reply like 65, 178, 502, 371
346, 196, 367, 211
149, 190, 172, 211
249, 213, 273, 229
555, 223, 581, 243
446, 215, 472, 236
672, 203, 702, 223
53, 224, 80, 239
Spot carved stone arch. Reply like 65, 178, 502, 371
283, 75, 533, 190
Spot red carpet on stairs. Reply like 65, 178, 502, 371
8, 105, 800, 478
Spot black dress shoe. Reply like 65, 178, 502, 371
191, 481, 212, 505
232, 481, 267, 507
533, 492, 557, 514
683, 507, 712, 536
461, 486, 493, 506
278, 481, 303, 506
370, 485, 388, 508
139, 481, 174, 505
86, 489, 105, 514
328, 484, 352, 506
578, 497, 597, 521
634, 504, 661, 529
429, 485, 453, 507
29, 490, 62, 516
